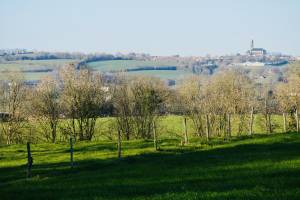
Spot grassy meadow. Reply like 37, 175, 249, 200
86, 60, 179, 72
17, 114, 290, 143
0, 59, 193, 80
1, 115, 300, 199
86, 60, 193, 80
1, 132, 300, 199
0, 59, 77, 80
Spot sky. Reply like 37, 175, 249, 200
0, 0, 300, 56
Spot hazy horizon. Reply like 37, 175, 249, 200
1, 0, 300, 56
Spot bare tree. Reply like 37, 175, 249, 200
178, 76, 206, 138
275, 74, 300, 133
60, 64, 105, 141
0, 72, 27, 144
113, 79, 133, 140
30, 76, 60, 143
257, 83, 277, 134
130, 77, 167, 139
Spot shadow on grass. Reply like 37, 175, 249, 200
1, 133, 300, 200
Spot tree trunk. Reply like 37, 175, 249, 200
264, 99, 269, 134
205, 114, 210, 141
295, 109, 299, 133
249, 106, 254, 136
218, 115, 222, 137
283, 113, 287, 133
183, 117, 188, 144
265, 114, 269, 134
6, 135, 11, 145
78, 117, 84, 140
71, 118, 76, 140
268, 114, 272, 134
153, 121, 158, 150
117, 129, 122, 158
227, 113, 231, 137
238, 115, 242, 137
125, 121, 130, 140
51, 122, 56, 143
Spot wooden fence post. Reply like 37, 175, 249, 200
205, 114, 210, 142
283, 113, 287, 133
295, 109, 299, 133
183, 118, 188, 144
118, 129, 122, 158
249, 106, 254, 136
153, 121, 158, 151
27, 142, 33, 178
70, 136, 74, 168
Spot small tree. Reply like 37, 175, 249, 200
31, 77, 60, 143
257, 84, 277, 134
60, 64, 105, 141
178, 76, 208, 138
130, 77, 167, 139
275, 75, 300, 133
0, 72, 27, 144
113, 80, 133, 140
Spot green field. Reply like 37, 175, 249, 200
8, 114, 288, 143
0, 59, 193, 81
86, 60, 193, 80
86, 60, 180, 72
0, 59, 77, 80
0, 59, 77, 71
1, 132, 300, 200
127, 70, 192, 80
0, 115, 300, 199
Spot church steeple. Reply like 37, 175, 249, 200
251, 39, 254, 49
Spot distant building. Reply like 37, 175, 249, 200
247, 40, 267, 56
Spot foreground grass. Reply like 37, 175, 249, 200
1, 133, 300, 200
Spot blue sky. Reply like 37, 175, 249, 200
0, 0, 299, 56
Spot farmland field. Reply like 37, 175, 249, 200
0, 59, 78, 80
0, 59, 194, 81
0, 59, 77, 71
86, 60, 180, 72
127, 70, 192, 80
86, 60, 193, 80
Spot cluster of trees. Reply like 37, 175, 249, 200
1, 63, 300, 145
0, 64, 167, 144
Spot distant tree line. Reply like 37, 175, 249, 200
0, 51, 151, 63
0, 62, 300, 145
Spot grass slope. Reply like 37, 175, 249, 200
0, 59, 77, 80
86, 60, 180, 72
1, 133, 300, 200
0, 59, 76, 71
86, 60, 193, 80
